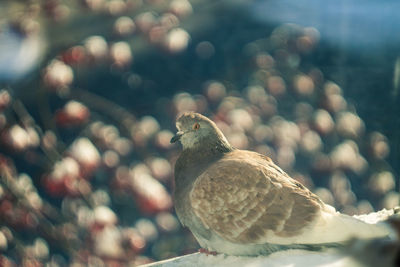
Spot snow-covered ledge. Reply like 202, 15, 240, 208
141, 209, 398, 267
142, 249, 356, 267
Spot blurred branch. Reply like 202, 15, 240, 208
71, 87, 137, 136
13, 99, 62, 164
0, 160, 82, 258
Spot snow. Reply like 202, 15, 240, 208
141, 250, 361, 267
353, 208, 396, 224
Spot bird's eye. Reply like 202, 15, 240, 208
193, 123, 200, 130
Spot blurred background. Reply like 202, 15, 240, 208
0, 0, 399, 266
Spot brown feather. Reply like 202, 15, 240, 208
190, 150, 323, 244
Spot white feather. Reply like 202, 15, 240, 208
261, 205, 392, 245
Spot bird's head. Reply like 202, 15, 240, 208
170, 112, 231, 150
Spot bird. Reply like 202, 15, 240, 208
170, 112, 394, 256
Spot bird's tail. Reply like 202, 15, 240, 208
318, 206, 398, 243
350, 207, 400, 240
337, 213, 391, 240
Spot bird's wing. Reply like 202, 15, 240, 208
190, 150, 324, 244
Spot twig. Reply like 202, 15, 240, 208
0, 160, 81, 258
70, 88, 137, 136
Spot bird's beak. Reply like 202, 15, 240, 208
170, 131, 184, 143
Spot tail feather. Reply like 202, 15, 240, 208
278, 206, 395, 245
334, 213, 390, 240
311, 206, 395, 244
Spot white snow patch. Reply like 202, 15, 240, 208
353, 208, 395, 224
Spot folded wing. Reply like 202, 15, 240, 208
190, 150, 324, 244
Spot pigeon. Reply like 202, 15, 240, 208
171, 112, 392, 256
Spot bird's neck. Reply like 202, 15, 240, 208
174, 142, 233, 194
185, 138, 234, 158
